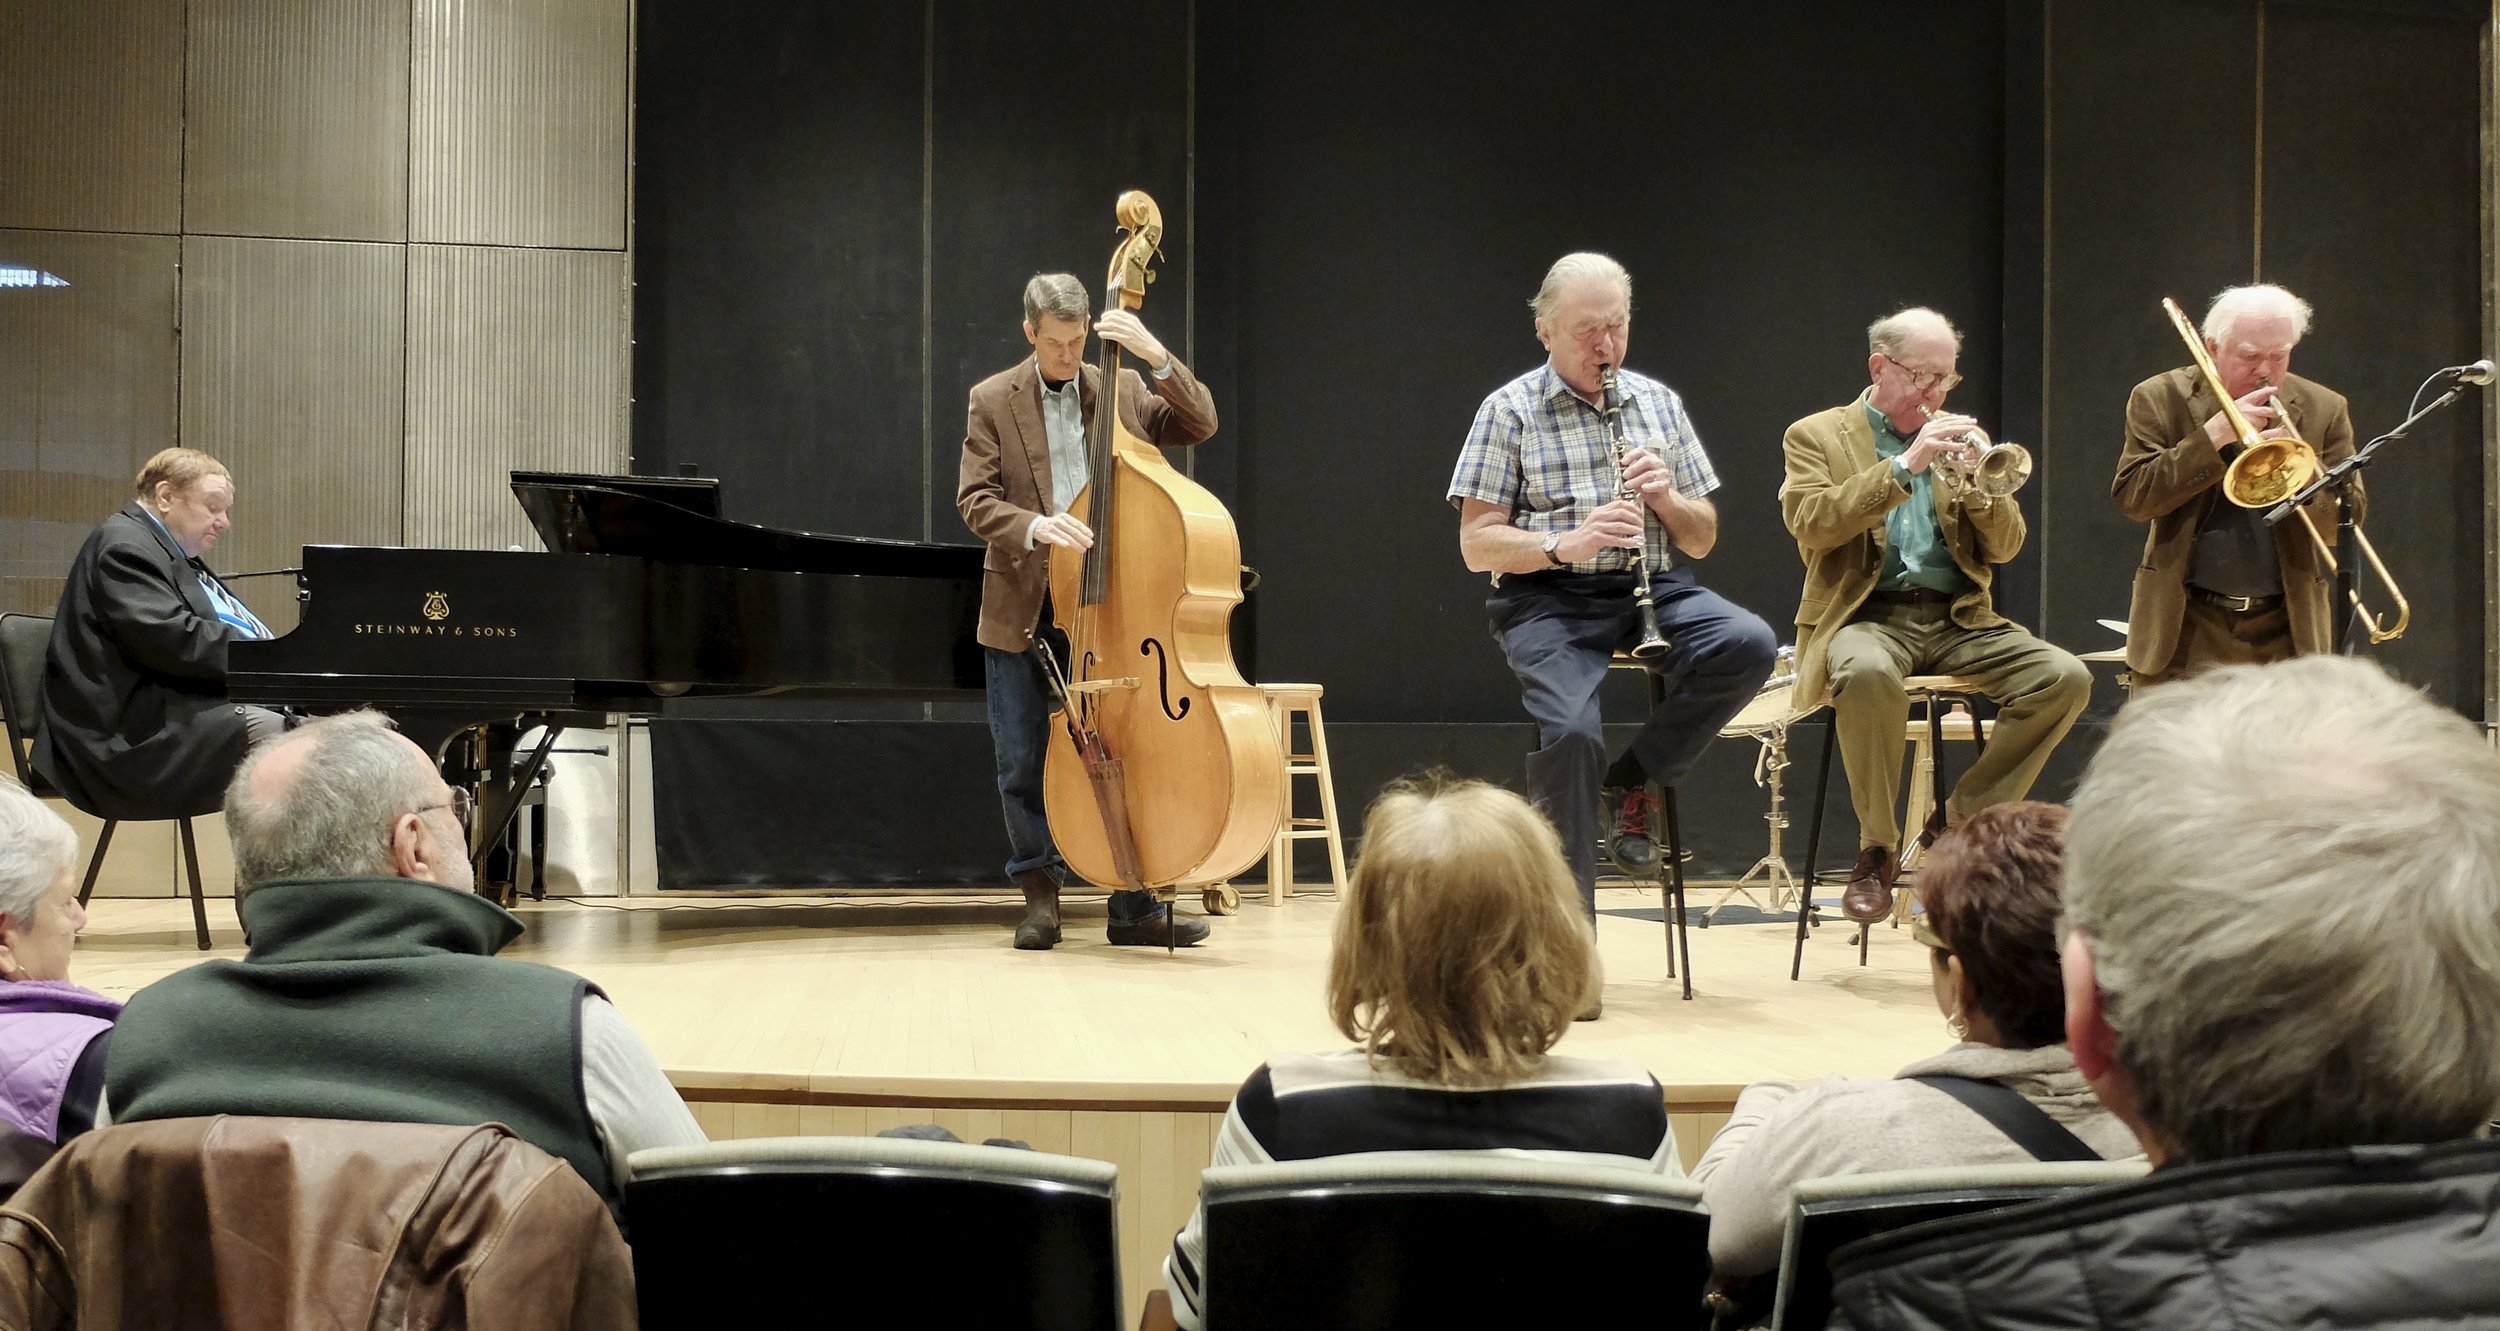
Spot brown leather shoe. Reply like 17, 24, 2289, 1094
1841, 845, 1896, 924
1012, 870, 1062, 950
1911, 804, 1949, 854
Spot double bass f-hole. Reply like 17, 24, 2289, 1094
1139, 638, 1190, 721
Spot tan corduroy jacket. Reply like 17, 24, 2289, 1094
2113, 366, 2360, 675
1779, 400, 2027, 708
954, 356, 1218, 652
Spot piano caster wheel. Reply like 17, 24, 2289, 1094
1200, 885, 1241, 916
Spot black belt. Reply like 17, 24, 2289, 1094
2189, 587, 2283, 614
1863, 587, 1956, 607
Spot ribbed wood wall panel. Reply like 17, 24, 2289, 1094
412, 0, 630, 248
405, 245, 628, 550
0, 232, 182, 615
179, 238, 406, 632
0, 0, 184, 234
185, 0, 412, 242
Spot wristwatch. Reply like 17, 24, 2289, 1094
1542, 532, 1566, 567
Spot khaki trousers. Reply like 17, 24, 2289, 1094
1827, 602, 2092, 849
2132, 596, 2296, 688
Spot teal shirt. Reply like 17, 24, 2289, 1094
1865, 397, 1975, 596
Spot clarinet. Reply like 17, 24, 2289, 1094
1599, 364, 1672, 659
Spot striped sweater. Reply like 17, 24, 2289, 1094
1163, 1049, 1681, 1329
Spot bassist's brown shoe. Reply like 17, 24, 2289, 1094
1012, 870, 1062, 950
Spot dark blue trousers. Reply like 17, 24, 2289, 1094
1488, 567, 1779, 913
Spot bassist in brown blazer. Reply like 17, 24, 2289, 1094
955, 273, 1219, 951
2115, 284, 2361, 686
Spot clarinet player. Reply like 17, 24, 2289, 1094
1447, 252, 1777, 948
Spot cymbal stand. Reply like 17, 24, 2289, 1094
1698, 721, 1802, 924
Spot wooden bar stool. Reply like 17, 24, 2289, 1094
1792, 674, 1989, 978
1261, 683, 1348, 906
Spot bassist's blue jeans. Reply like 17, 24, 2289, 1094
984, 639, 1161, 924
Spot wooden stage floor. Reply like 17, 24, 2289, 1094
72, 884, 1948, 1317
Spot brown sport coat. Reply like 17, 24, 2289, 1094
955, 356, 1218, 651
1779, 400, 2027, 708
2113, 367, 2360, 675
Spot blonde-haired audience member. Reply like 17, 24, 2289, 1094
1693, 801, 2137, 1277
1160, 777, 1677, 1330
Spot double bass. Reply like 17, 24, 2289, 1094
1037, 191, 1284, 898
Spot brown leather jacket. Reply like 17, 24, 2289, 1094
0, 1116, 635, 1330
954, 357, 1219, 651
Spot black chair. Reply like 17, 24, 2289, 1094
0, 613, 211, 949
1792, 678, 1989, 980
624, 1136, 1121, 1329
1763, 1161, 2145, 1330
1198, 1153, 1713, 1330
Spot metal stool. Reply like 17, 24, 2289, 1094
1792, 674, 1990, 979
1260, 683, 1348, 906
1600, 654, 1692, 1000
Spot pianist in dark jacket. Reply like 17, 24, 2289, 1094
34, 448, 286, 821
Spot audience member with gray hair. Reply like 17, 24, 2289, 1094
102, 711, 702, 1214
0, 778, 120, 1189
2114, 281, 2360, 687
1827, 656, 2500, 1328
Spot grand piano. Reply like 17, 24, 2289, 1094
229, 472, 985, 891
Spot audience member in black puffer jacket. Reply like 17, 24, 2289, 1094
1829, 657, 2500, 1329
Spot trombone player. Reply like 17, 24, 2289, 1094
1781, 308, 2089, 924
2115, 284, 2361, 686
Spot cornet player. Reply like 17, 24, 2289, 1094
1781, 308, 2089, 924
2114, 284, 2360, 686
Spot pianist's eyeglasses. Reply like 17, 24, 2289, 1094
415, 788, 473, 835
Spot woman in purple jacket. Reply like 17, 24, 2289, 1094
0, 779, 119, 1192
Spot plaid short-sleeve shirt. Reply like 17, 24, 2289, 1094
1446, 363, 1720, 574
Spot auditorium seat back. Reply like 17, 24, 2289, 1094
0, 614, 50, 790
1198, 1153, 1711, 1330
1770, 1160, 2150, 1330
625, 1136, 1121, 1329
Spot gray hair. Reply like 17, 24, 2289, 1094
1528, 252, 1632, 324
1867, 306, 1961, 358
2202, 283, 2312, 347
1021, 273, 1090, 327
2066, 656, 2500, 1162
224, 710, 439, 895
0, 779, 77, 924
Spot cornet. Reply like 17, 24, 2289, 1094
1915, 406, 2033, 506
2160, 297, 2409, 643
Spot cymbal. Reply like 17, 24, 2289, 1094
2095, 618, 2128, 634
2077, 648, 2127, 662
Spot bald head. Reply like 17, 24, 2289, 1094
225, 712, 472, 896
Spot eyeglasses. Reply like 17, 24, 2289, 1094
1884, 354, 1963, 394
1911, 917, 1951, 954
415, 787, 473, 835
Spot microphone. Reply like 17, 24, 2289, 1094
2443, 359, 2495, 386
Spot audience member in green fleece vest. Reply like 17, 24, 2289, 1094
103, 710, 703, 1213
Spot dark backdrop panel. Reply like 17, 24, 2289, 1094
1211, 0, 2007, 732
2029, 0, 2264, 801
925, 0, 1201, 547
631, 0, 925, 538
2263, 0, 2485, 708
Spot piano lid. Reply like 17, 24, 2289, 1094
511, 471, 981, 579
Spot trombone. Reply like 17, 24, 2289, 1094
2160, 297, 2409, 643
